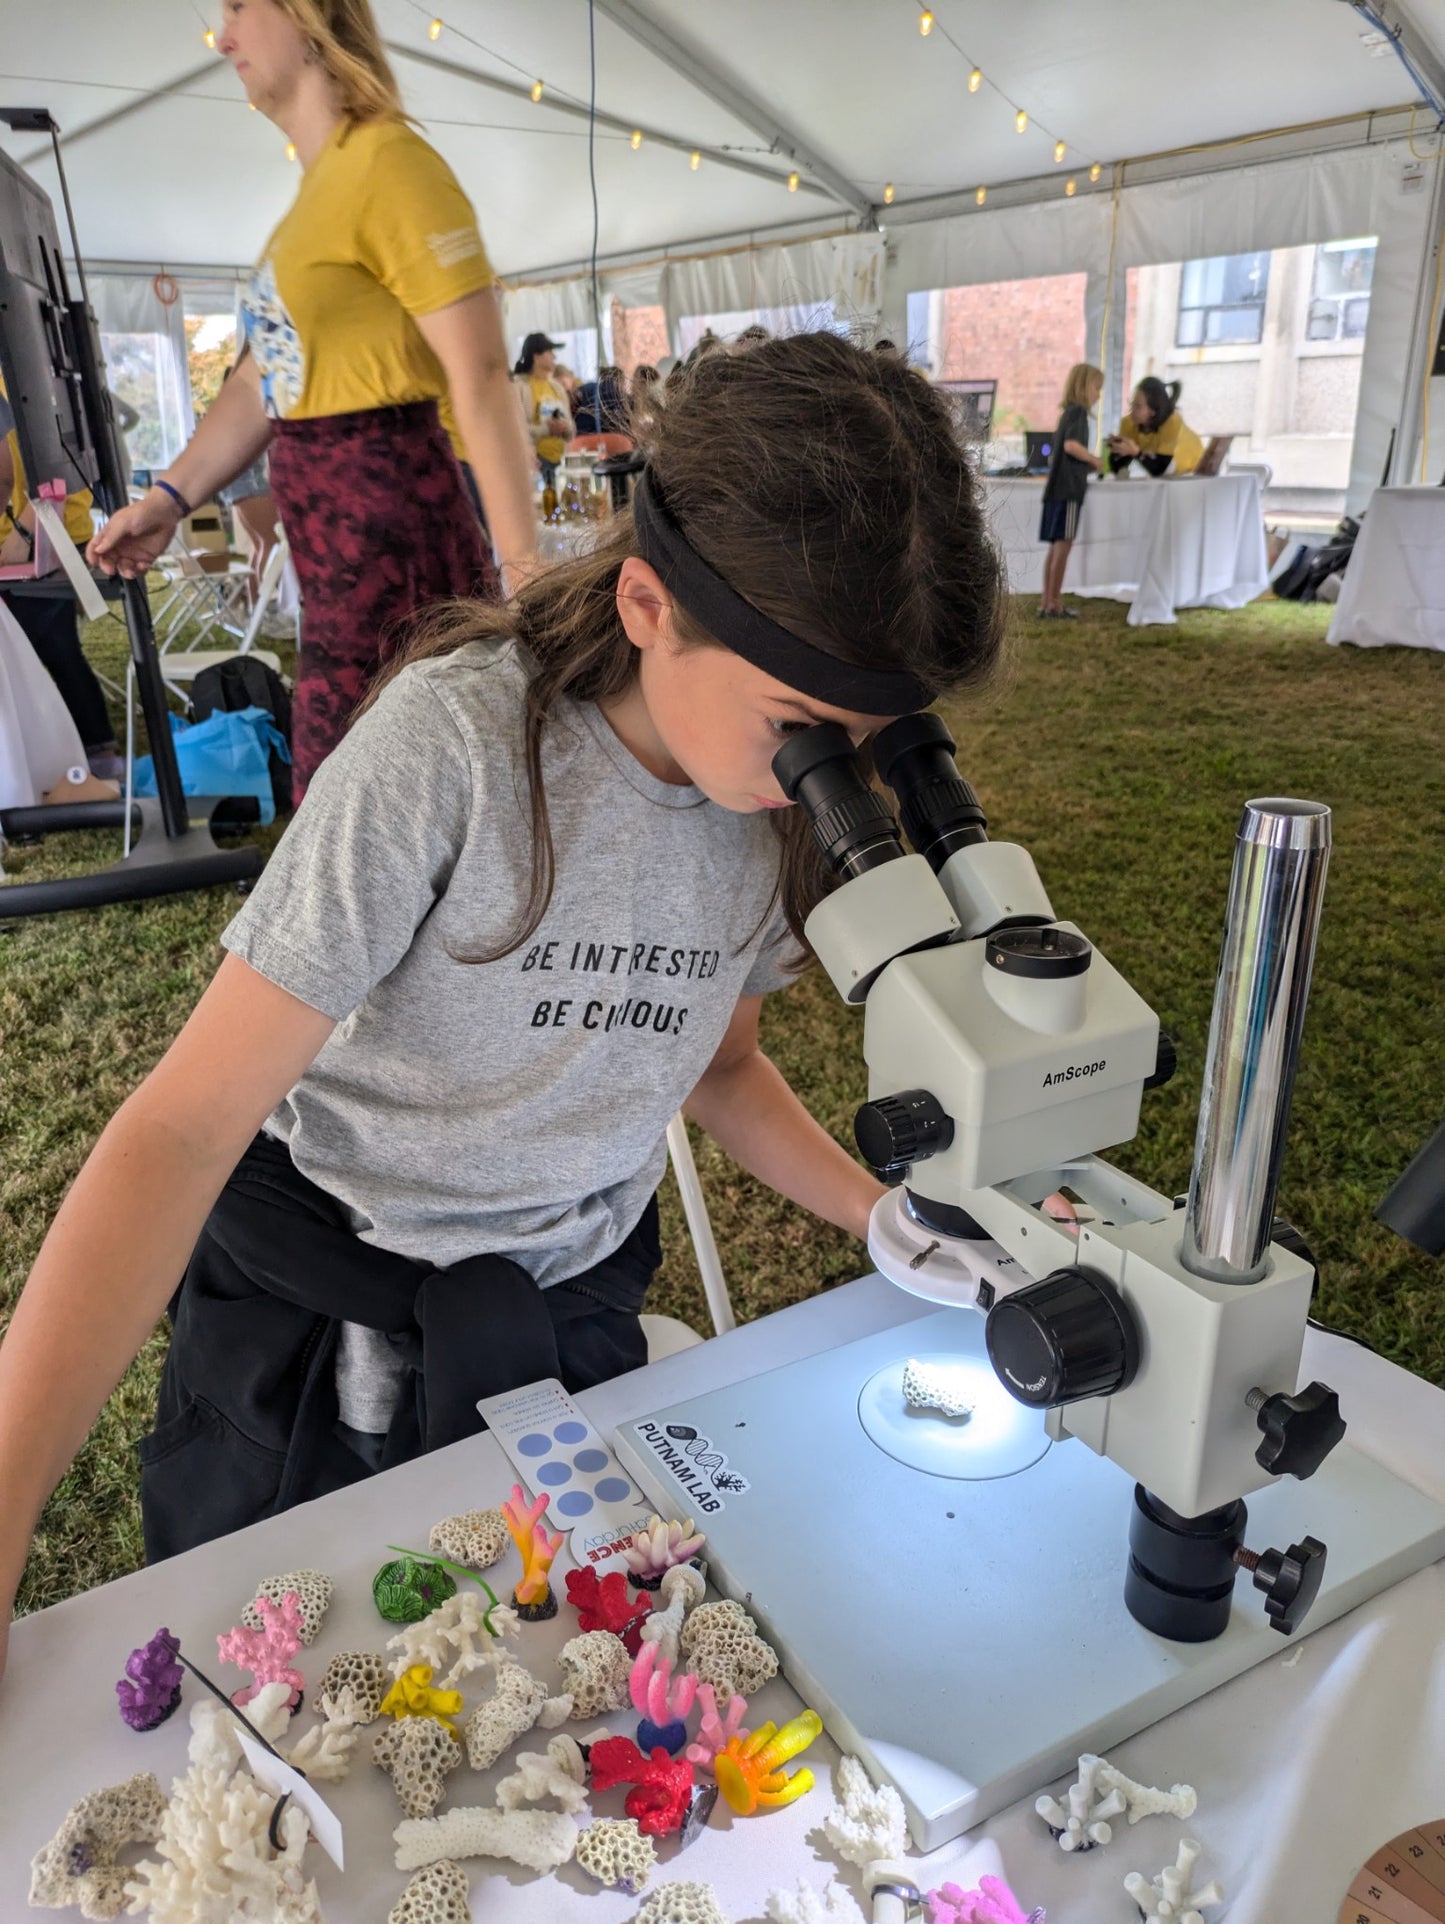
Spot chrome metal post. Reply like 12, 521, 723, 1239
1182, 799, 1332, 1284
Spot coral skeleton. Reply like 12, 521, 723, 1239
373, 1714, 463, 1819
379, 1663, 465, 1732
1037, 1754, 1196, 1852
715, 1712, 823, 1815
316, 1650, 389, 1724
925, 1876, 1038, 1924
638, 1563, 706, 1665
503, 1483, 564, 1618
821, 1754, 910, 1872
631, 1643, 699, 1754
566, 1565, 655, 1654
216, 1593, 306, 1709
496, 1735, 591, 1813
387, 1858, 471, 1924
557, 1630, 633, 1719
765, 1881, 866, 1924
185, 1681, 294, 1774
1124, 1838, 1224, 1922
279, 1688, 365, 1782
622, 1516, 707, 1589
901, 1358, 974, 1420
633, 1882, 730, 1924
679, 1599, 778, 1707
116, 1629, 184, 1733
575, 1817, 658, 1894
1095, 1758, 1198, 1827
28, 1773, 167, 1920
121, 1763, 320, 1923
429, 1508, 509, 1571
393, 1804, 579, 1875
387, 1589, 514, 1687
463, 1653, 550, 1770
591, 1735, 696, 1837
242, 1571, 333, 1646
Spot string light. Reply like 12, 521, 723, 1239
1090, 162, 1102, 182
919, 9, 934, 34
530, 78, 544, 101
968, 66, 982, 92
787, 170, 799, 192
428, 15, 442, 38
1065, 177, 1077, 196
1015, 108, 1028, 134
631, 128, 643, 149
690, 148, 701, 170
975, 185, 986, 206
285, 141, 297, 161
203, 27, 216, 48
1054, 139, 1066, 163
883, 182, 896, 204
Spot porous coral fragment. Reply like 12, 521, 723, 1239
429, 1508, 509, 1571
634, 1882, 730, 1924
317, 1650, 389, 1724
28, 1774, 167, 1920
575, 1816, 658, 1894
387, 1859, 471, 1924
373, 1714, 462, 1819
679, 1599, 777, 1707
463, 1653, 549, 1769
557, 1629, 632, 1718
393, 1804, 578, 1874
241, 1571, 333, 1645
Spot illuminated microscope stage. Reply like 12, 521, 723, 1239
613, 1307, 1445, 1850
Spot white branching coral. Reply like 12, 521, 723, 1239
241, 1570, 333, 1645
765, 1880, 866, 1924
185, 1680, 294, 1774
634, 1882, 730, 1924
373, 1714, 463, 1818
1036, 1754, 1196, 1852
1096, 1758, 1198, 1827
463, 1654, 549, 1770
281, 1687, 365, 1783
679, 1600, 778, 1707
317, 1650, 389, 1724
386, 1589, 515, 1687
28, 1773, 167, 1921
557, 1630, 632, 1719
575, 1817, 658, 1894
622, 1515, 707, 1586
393, 1805, 579, 1875
820, 1754, 909, 1872
387, 1859, 471, 1924
1124, 1838, 1224, 1922
495, 1735, 590, 1813
638, 1562, 706, 1664
121, 1764, 321, 1923
430, 1508, 509, 1571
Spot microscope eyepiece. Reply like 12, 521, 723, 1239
873, 712, 988, 873
771, 724, 906, 880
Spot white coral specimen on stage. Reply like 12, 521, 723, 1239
1124, 1838, 1224, 1922
1037, 1753, 1196, 1852
901, 1358, 974, 1419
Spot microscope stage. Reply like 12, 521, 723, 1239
613, 1308, 1445, 1850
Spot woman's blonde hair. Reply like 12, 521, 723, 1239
274, 0, 402, 122
1062, 362, 1104, 409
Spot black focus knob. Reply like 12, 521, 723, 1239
854, 1090, 954, 1175
985, 1267, 1141, 1408
1144, 1030, 1177, 1090
1250, 1380, 1346, 1480
1240, 1534, 1327, 1636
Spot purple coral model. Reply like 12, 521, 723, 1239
116, 1628, 184, 1732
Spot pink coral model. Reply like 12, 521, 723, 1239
216, 1591, 306, 1710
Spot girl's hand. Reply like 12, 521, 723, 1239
87, 489, 184, 578
1113, 437, 1140, 459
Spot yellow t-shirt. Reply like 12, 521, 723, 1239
4, 438, 95, 549
244, 118, 494, 422
1115, 411, 1205, 475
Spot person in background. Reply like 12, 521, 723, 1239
630, 363, 660, 406
89, 0, 537, 803
1040, 363, 1104, 620
514, 333, 573, 483
1107, 377, 1204, 477
573, 366, 628, 438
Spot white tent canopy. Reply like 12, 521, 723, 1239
5, 0, 1444, 500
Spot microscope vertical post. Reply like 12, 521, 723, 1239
1181, 799, 1332, 1285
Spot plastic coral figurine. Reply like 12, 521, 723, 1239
116, 1628, 184, 1732
503, 1483, 565, 1622
1124, 1838, 1223, 1923
590, 1734, 697, 1837
566, 1565, 654, 1653
215, 1592, 306, 1710
926, 1876, 1042, 1924
623, 1515, 707, 1589
631, 1643, 699, 1756
714, 1709, 823, 1815
379, 1663, 466, 1732
684, 1682, 749, 1775
1037, 1753, 1195, 1851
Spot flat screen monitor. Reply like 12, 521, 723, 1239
1024, 430, 1054, 473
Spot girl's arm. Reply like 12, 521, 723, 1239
1063, 439, 1102, 470
684, 994, 885, 1242
416, 289, 540, 586
0, 954, 336, 1676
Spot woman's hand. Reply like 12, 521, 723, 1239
87, 489, 185, 578
1113, 436, 1141, 460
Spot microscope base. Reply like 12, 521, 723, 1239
614, 1306, 1445, 1851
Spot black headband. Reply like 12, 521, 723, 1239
631, 471, 935, 716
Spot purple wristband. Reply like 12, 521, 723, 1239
154, 478, 192, 518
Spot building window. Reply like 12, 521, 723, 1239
1306, 238, 1377, 343
1176, 251, 1271, 347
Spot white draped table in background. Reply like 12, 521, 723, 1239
1327, 485, 1445, 652
985, 472, 1269, 626
3, 1275, 1442, 1923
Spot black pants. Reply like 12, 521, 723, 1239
3, 590, 114, 751
139, 1132, 658, 1561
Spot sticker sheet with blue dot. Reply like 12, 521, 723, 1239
476, 1377, 649, 1554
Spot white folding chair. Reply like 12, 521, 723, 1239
642, 1115, 738, 1361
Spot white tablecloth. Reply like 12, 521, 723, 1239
0, 596, 87, 811
4, 1276, 1442, 1923
985, 473, 1269, 627
1327, 485, 1445, 651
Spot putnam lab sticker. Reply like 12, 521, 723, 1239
631, 1421, 751, 1512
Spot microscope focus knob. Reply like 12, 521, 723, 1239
1144, 1029, 1177, 1090
985, 1266, 1141, 1408
854, 1090, 954, 1174
1236, 1534, 1328, 1636
1249, 1380, 1346, 1480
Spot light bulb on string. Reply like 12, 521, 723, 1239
975, 185, 987, 206
203, 27, 216, 48
1065, 178, 1077, 196
285, 141, 297, 161
1015, 108, 1028, 134
428, 16, 442, 39
1090, 162, 1102, 183
968, 66, 982, 92
883, 182, 896, 204
1054, 139, 1066, 163
631, 128, 643, 149
919, 9, 934, 35
531, 79, 544, 102
690, 149, 701, 170
787, 171, 799, 192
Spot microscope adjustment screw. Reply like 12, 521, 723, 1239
1233, 1534, 1327, 1635
1248, 1380, 1346, 1479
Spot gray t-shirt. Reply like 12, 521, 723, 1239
222, 639, 797, 1431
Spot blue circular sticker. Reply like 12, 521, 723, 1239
553, 1421, 588, 1444
594, 1477, 633, 1503
573, 1448, 609, 1473
517, 1432, 551, 1457
556, 1490, 593, 1516
536, 1461, 571, 1486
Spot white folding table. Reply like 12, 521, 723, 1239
1328, 485, 1445, 652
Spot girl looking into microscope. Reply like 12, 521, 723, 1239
0, 335, 1006, 1662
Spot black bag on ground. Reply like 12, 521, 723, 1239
1274, 517, 1361, 603
189, 654, 293, 814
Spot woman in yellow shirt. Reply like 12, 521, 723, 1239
513, 334, 573, 483
90, 0, 536, 799
1107, 378, 1205, 477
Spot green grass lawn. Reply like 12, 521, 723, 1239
2, 592, 1441, 1615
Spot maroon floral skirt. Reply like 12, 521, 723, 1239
269, 399, 495, 800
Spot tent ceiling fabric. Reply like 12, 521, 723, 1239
2, 0, 1436, 277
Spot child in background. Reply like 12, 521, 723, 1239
0, 334, 1006, 1661
1039, 363, 1104, 620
